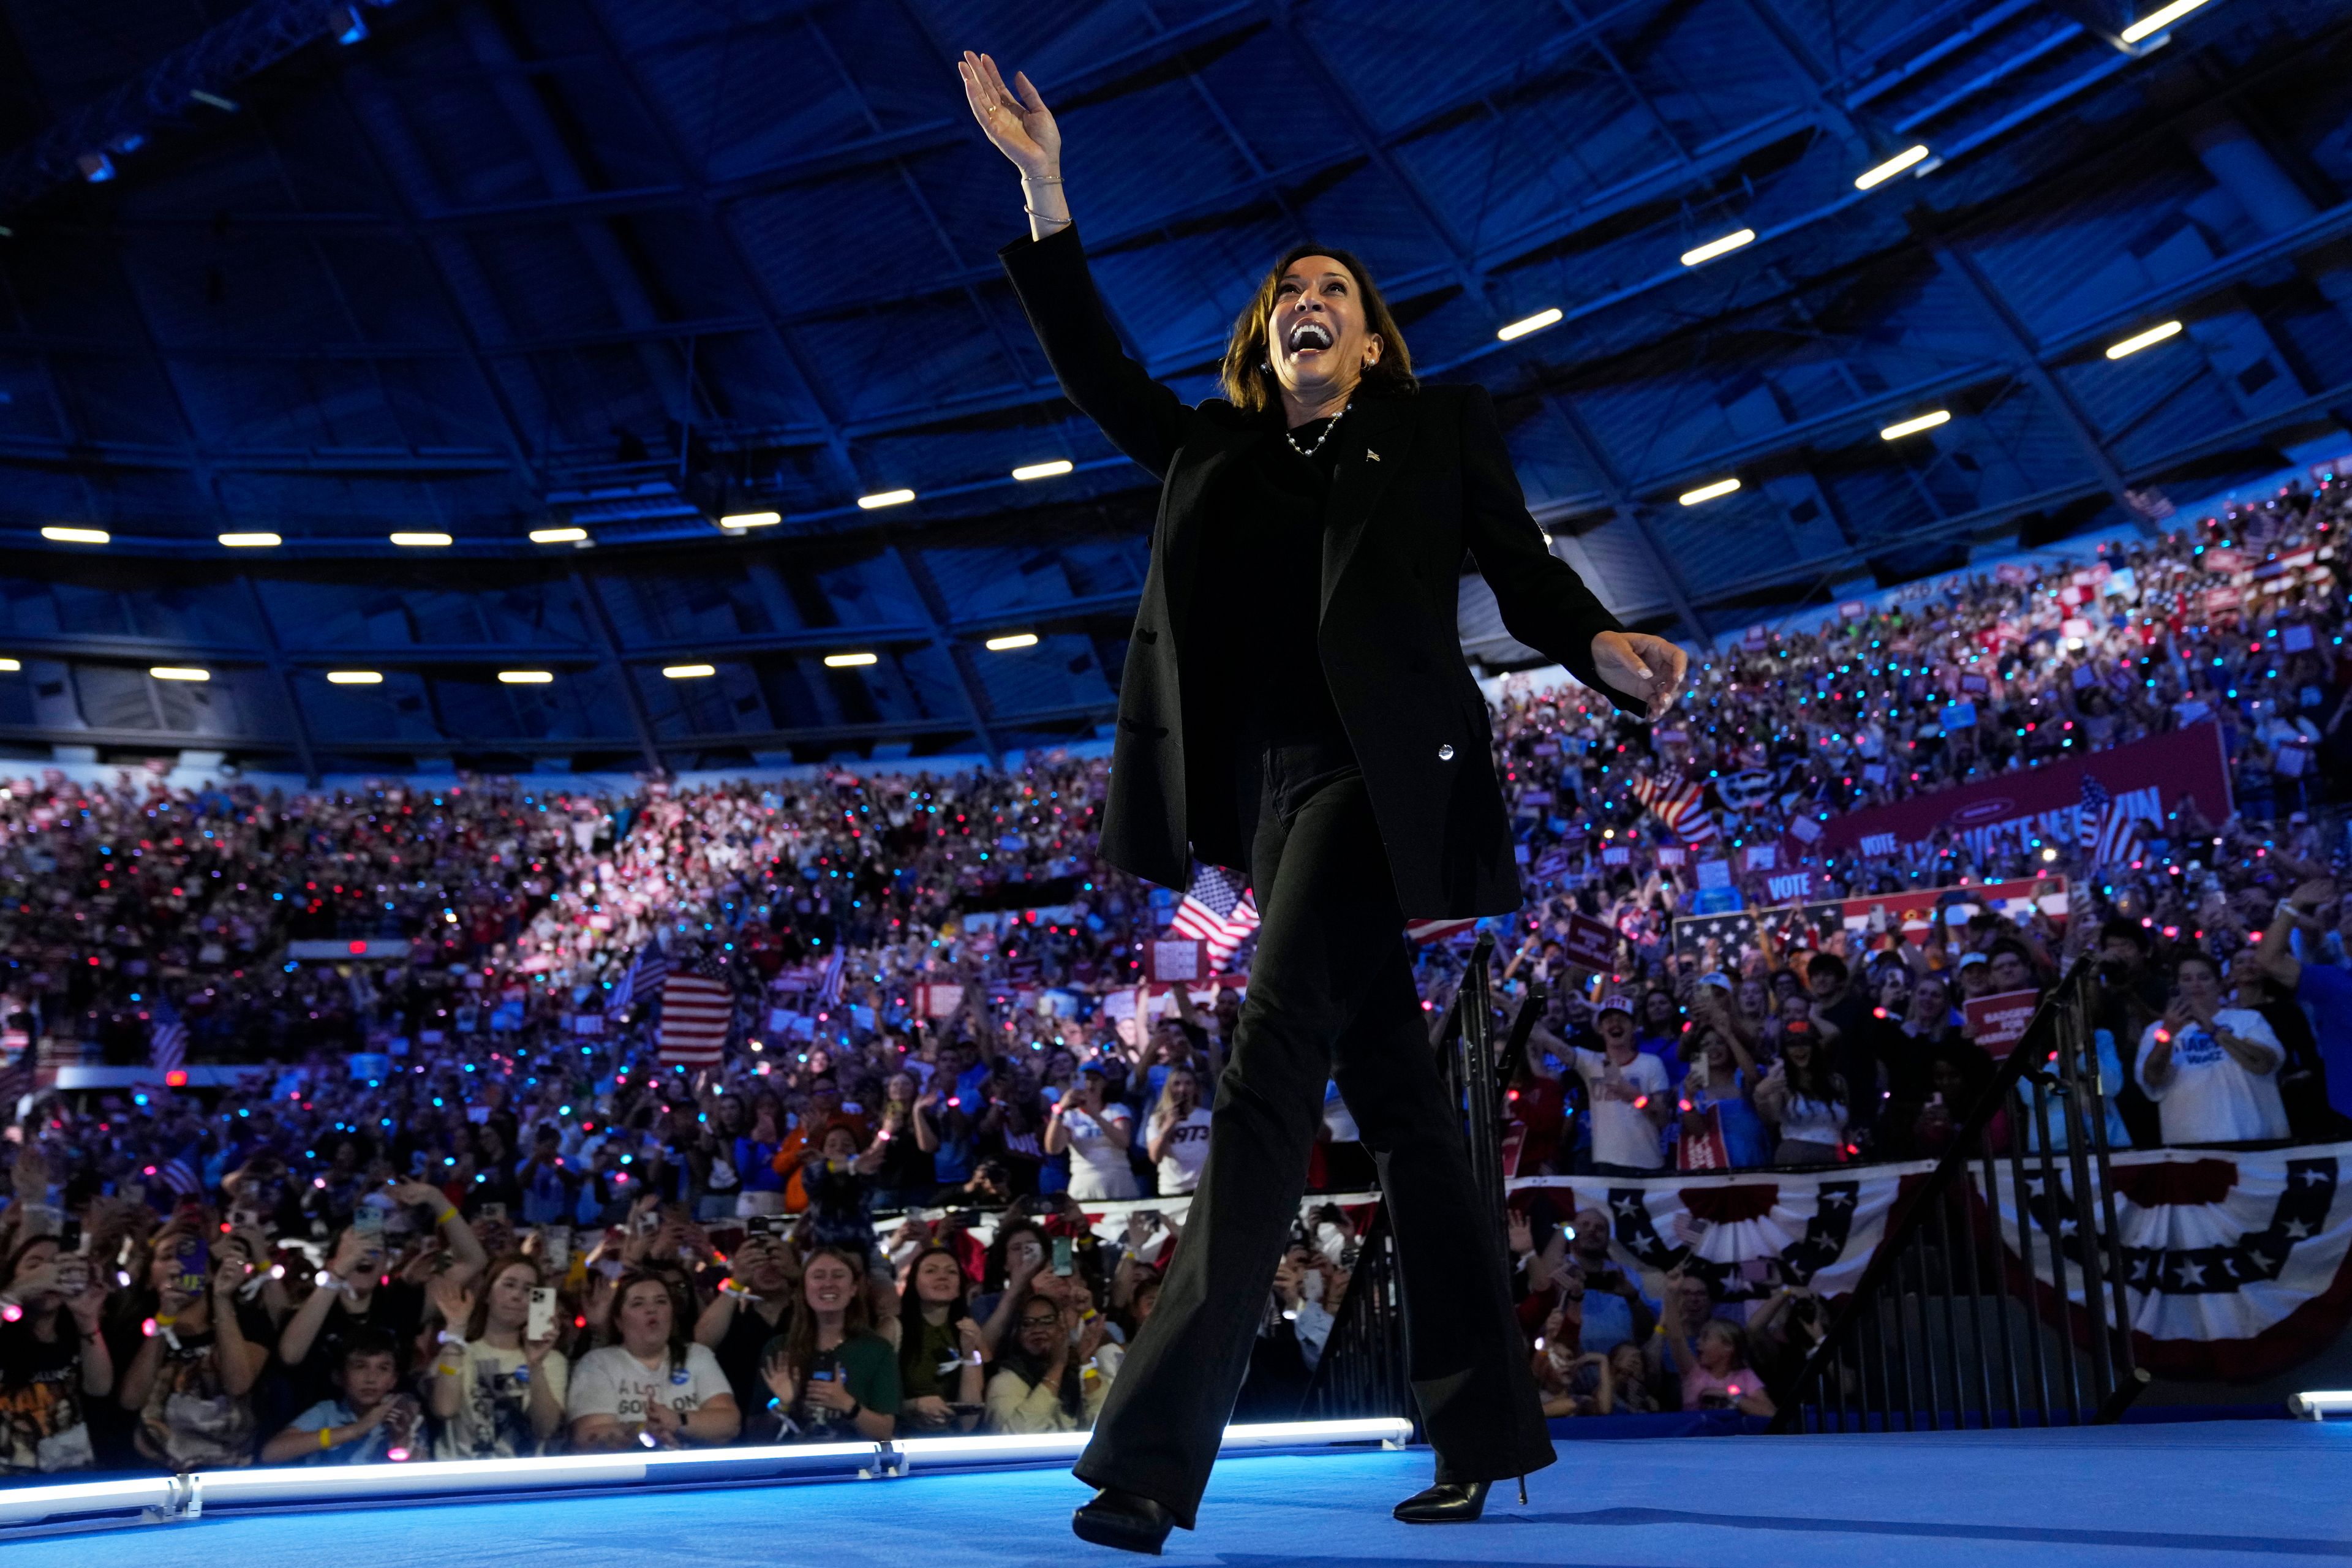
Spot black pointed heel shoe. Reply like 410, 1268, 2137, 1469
1392, 1480, 1491, 1523
1072, 1487, 1177, 1556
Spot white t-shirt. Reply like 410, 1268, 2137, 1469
564, 1343, 733, 1438
1573, 1047, 1668, 1169
2135, 1009, 2288, 1144
434, 1338, 570, 1461
1061, 1106, 1139, 1200
1153, 1107, 1213, 1195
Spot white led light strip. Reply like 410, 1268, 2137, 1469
0, 1419, 1413, 1534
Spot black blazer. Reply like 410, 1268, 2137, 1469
998, 225, 1637, 918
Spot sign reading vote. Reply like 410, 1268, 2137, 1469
1965, 989, 2041, 1058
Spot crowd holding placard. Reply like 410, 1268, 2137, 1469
3, 477, 2352, 1469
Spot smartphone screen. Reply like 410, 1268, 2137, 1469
354, 1205, 386, 1239
526, 1286, 557, 1343
542, 1226, 571, 1273
481, 1202, 508, 1224
1052, 1237, 1074, 1276
173, 1236, 209, 1295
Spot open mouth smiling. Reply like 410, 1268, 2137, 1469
1287, 320, 1334, 353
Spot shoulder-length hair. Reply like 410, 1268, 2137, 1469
612, 1268, 693, 1373
464, 1253, 542, 1343
1218, 244, 1417, 416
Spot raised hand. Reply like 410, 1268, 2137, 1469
959, 51, 1060, 176
1590, 631, 1689, 722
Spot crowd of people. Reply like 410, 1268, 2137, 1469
2, 476, 2351, 1471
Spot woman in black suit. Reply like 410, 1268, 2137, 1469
959, 52, 1687, 1554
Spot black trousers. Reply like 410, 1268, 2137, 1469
1072, 737, 1555, 1527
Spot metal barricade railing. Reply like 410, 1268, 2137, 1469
1767, 959, 2149, 1431
1299, 1202, 1413, 1423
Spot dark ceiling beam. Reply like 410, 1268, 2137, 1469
1536, 391, 1711, 646
1917, 223, 2138, 522
0, 0, 416, 214
327, 64, 548, 487
567, 569, 660, 774
889, 540, 998, 764
1664, 368, 2352, 610
568, 0, 872, 508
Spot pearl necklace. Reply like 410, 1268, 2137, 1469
1285, 401, 1350, 458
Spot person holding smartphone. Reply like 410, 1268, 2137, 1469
1047, 1065, 1137, 1201
693, 1226, 797, 1419
425, 1255, 568, 1459
279, 1181, 489, 1406
0, 1234, 113, 1474
119, 1227, 270, 1471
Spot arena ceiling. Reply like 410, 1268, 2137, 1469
0, 0, 2346, 774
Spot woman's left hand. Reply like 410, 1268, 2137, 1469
804, 1376, 858, 1414
1590, 631, 1689, 721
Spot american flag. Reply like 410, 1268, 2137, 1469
608, 936, 668, 1013
657, 951, 733, 1069
1630, 773, 1717, 845
815, 945, 847, 1006
1169, 865, 1261, 967
1405, 916, 1480, 944
156, 1145, 205, 1198
2077, 774, 2146, 866
148, 993, 187, 1076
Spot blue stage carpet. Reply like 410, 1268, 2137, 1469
13, 1422, 2348, 1567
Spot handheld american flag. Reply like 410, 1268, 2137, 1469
148, 993, 188, 1076
1630, 773, 1717, 846
2076, 774, 2145, 866
1168, 865, 1261, 968
608, 936, 668, 1013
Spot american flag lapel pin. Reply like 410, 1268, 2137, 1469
1365, 449, 1381, 462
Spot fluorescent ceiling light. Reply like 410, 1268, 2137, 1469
529, 527, 586, 544
1496, 307, 1562, 342
662, 663, 716, 679
719, 511, 780, 529
1012, 459, 1073, 481
822, 652, 878, 668
984, 633, 1039, 651
326, 671, 382, 685
1679, 478, 1742, 506
2105, 320, 2184, 359
2120, 0, 2212, 45
149, 667, 209, 682
390, 532, 452, 547
856, 489, 915, 510
218, 532, 281, 548
497, 670, 553, 684
1680, 228, 1756, 267
40, 526, 108, 545
1880, 410, 1952, 440
1854, 145, 1931, 190
0, 658, 19, 672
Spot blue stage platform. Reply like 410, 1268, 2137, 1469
7, 1422, 2345, 1568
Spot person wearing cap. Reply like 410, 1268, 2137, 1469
1951, 950, 1993, 1000
1569, 996, 1669, 1175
